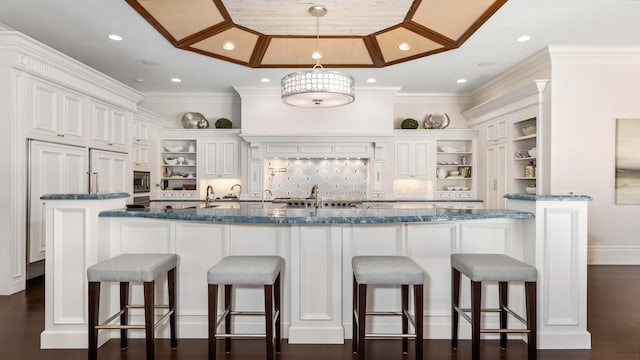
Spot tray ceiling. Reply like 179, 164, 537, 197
126, 0, 507, 68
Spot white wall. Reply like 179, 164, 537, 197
394, 94, 471, 129
141, 93, 241, 129
549, 48, 640, 264
235, 87, 400, 135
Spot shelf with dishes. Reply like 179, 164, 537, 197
512, 117, 538, 194
160, 139, 198, 199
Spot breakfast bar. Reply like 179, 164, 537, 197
39, 194, 591, 350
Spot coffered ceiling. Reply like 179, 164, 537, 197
1, 0, 639, 94
126, 0, 506, 68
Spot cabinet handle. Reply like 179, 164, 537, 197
493, 179, 498, 191
108, 143, 113, 146
135, 139, 141, 142
377, 171, 380, 182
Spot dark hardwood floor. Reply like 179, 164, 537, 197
0, 266, 638, 359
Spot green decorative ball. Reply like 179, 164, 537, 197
215, 118, 233, 129
401, 118, 419, 129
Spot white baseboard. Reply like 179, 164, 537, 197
588, 246, 640, 265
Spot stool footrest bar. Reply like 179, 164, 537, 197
365, 333, 416, 339
215, 334, 267, 339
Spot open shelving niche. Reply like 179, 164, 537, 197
160, 139, 198, 199
435, 137, 475, 200
511, 117, 537, 194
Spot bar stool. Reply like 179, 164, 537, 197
207, 256, 282, 360
451, 254, 537, 360
87, 253, 177, 360
352, 256, 424, 360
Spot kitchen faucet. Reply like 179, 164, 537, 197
230, 183, 242, 197
262, 189, 272, 208
205, 185, 215, 207
310, 184, 320, 209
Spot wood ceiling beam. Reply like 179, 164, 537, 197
363, 35, 386, 67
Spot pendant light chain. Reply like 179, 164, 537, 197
313, 8, 322, 68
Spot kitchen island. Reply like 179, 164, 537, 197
40, 195, 591, 350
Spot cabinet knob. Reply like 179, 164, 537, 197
108, 143, 113, 146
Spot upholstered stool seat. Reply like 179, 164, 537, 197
87, 253, 178, 360
207, 256, 283, 360
451, 254, 537, 360
352, 256, 424, 360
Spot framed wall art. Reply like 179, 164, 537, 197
615, 118, 640, 204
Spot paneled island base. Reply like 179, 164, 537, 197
40, 197, 590, 351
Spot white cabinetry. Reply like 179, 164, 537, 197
394, 140, 431, 178
25, 76, 86, 145
159, 133, 198, 199
131, 120, 150, 169
486, 118, 507, 143
89, 100, 128, 152
89, 149, 128, 193
29, 141, 88, 263
199, 139, 239, 178
486, 142, 508, 209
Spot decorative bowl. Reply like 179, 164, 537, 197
165, 145, 183, 152
215, 118, 233, 129
401, 118, 419, 129
181, 112, 206, 129
439, 146, 458, 153
164, 157, 178, 165
449, 170, 460, 176
521, 124, 536, 136
528, 147, 537, 158
185, 158, 196, 165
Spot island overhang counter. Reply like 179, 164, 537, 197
40, 195, 590, 351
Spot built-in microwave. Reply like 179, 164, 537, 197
133, 171, 151, 193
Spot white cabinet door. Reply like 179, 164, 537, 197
132, 145, 149, 169
26, 77, 86, 145
200, 139, 239, 178
29, 141, 88, 263
90, 149, 129, 193
394, 140, 431, 178
486, 142, 508, 209
89, 100, 129, 151
132, 121, 149, 144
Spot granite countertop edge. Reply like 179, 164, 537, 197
41, 192, 130, 200
504, 194, 593, 201
99, 208, 534, 224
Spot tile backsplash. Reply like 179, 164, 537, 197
267, 159, 367, 199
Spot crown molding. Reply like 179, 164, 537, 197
395, 92, 471, 104
143, 92, 240, 103
548, 45, 640, 64
0, 32, 144, 111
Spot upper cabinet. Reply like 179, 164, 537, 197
132, 121, 149, 145
395, 140, 431, 179
89, 99, 129, 152
198, 139, 239, 178
486, 118, 507, 143
25, 76, 87, 146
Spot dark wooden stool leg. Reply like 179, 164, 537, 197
274, 274, 282, 353
264, 284, 275, 360
526, 281, 537, 360
88, 282, 100, 360
352, 275, 358, 354
451, 268, 460, 350
224, 284, 232, 353
119, 282, 129, 350
401, 284, 409, 353
499, 281, 508, 349
208, 284, 218, 360
168, 268, 177, 349
414, 284, 424, 360
471, 280, 481, 360
143, 281, 155, 360
357, 283, 367, 360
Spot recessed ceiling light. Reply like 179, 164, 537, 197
515, 35, 531, 42
170, 78, 181, 83
107, 34, 123, 41
477, 61, 496, 67
399, 43, 411, 51
311, 51, 322, 60
457, 78, 467, 84
366, 78, 376, 83
260, 78, 271, 83
134, 78, 144, 83
223, 42, 235, 50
